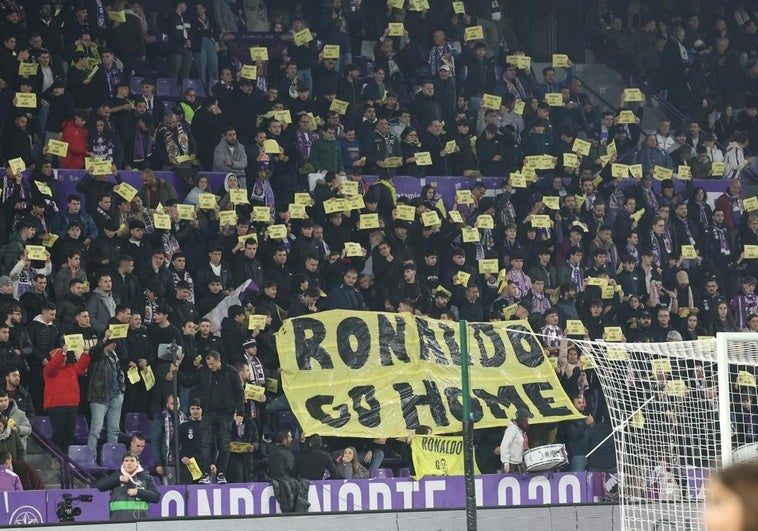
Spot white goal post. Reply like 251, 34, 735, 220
572, 333, 758, 531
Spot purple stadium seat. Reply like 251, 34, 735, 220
130, 76, 144, 95
68, 445, 109, 474
182, 78, 207, 98
101, 442, 126, 469
75, 415, 89, 445
140, 443, 157, 470
125, 412, 151, 441
156, 77, 181, 99
31, 416, 53, 439
371, 468, 394, 479
398, 467, 411, 477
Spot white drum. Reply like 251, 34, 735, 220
523, 444, 568, 472
732, 443, 758, 464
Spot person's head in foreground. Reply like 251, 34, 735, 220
706, 462, 758, 531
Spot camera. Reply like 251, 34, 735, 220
55, 493, 93, 522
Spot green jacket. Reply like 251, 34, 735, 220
309, 138, 344, 173
268, 443, 296, 479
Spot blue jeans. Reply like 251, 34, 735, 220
569, 455, 588, 472
194, 37, 219, 90
89, 393, 124, 456
357, 448, 385, 475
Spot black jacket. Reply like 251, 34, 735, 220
187, 362, 244, 415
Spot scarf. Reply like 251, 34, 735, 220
161, 410, 187, 464
160, 122, 190, 159
90, 134, 113, 160
712, 223, 730, 255
0, 425, 10, 441
295, 129, 315, 159
2, 175, 26, 206
120, 461, 145, 481
133, 125, 153, 163
250, 177, 275, 211
247, 355, 266, 419
568, 260, 583, 292
531, 291, 551, 314
729, 193, 743, 226
103, 63, 121, 96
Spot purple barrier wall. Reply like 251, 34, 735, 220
0, 473, 594, 524
41, 169, 731, 212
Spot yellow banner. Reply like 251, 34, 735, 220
276, 311, 582, 437
410, 435, 480, 479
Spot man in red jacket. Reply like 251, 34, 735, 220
60, 111, 89, 170
43, 346, 90, 451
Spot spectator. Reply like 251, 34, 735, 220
212, 127, 248, 174
96, 451, 160, 521
0, 451, 22, 491
43, 346, 90, 451
500, 408, 531, 473
86, 331, 125, 457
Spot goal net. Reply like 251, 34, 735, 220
573, 334, 758, 531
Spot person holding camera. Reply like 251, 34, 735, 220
43, 342, 91, 451
96, 451, 159, 521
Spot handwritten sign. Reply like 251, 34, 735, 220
15, 93, 37, 108
198, 193, 217, 209
240, 65, 257, 79
422, 211, 440, 227
572, 138, 591, 156
623, 88, 644, 102
248, 314, 267, 330
449, 210, 463, 224
565, 320, 585, 336
680, 245, 697, 259
388, 23, 405, 36
250, 47, 269, 61
8, 158, 25, 175
478, 259, 499, 274
617, 110, 637, 124
219, 210, 237, 226
18, 62, 38, 76
329, 98, 349, 115
267, 224, 287, 239
464, 25, 484, 41
26, 245, 47, 261
46, 139, 69, 157
545, 93, 563, 106
542, 196, 560, 210
113, 182, 138, 202
322, 45, 340, 59
414, 152, 432, 166
64, 334, 85, 352
653, 165, 673, 180
475, 214, 494, 229
344, 242, 363, 257
461, 227, 479, 242
108, 323, 129, 339
675, 165, 692, 180
456, 190, 473, 204
294, 193, 312, 206
293, 28, 314, 46
552, 54, 570, 67
481, 93, 502, 110
359, 213, 380, 230
604, 327, 623, 342
176, 204, 195, 220
395, 205, 416, 221
153, 213, 171, 230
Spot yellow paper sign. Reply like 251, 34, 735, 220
628, 164, 643, 179
8, 157, 25, 175
449, 210, 463, 224
177, 204, 195, 220
623, 88, 644, 102
340, 180, 359, 196
330, 98, 349, 115
565, 320, 585, 336
630, 207, 645, 222
229, 189, 248, 205
563, 153, 579, 168
240, 65, 257, 79
384, 156, 403, 168
46, 139, 69, 157
174, 154, 191, 165
464, 25, 484, 41
422, 211, 440, 227
266, 377, 279, 393
323, 198, 345, 215
343, 242, 363, 257
248, 314, 267, 330
15, 93, 37, 108
293, 28, 314, 46
617, 110, 636, 124
64, 334, 85, 352
359, 213, 380, 230
502, 303, 518, 319
267, 224, 287, 239
108, 323, 129, 339
676, 165, 692, 180
479, 259, 499, 274
186, 457, 202, 481
744, 196, 758, 212
153, 213, 171, 230
113, 182, 137, 202
455, 271, 471, 286
294, 192, 312, 206
681, 245, 697, 259
711, 162, 725, 177
651, 358, 672, 373
322, 45, 340, 59
552, 54, 570, 67
606, 139, 617, 158
395, 205, 416, 221
513, 100, 525, 115
414, 152, 432, 166
545, 93, 563, 106
198, 193, 217, 209
26, 245, 47, 261
272, 110, 292, 124
611, 163, 629, 178
345, 195, 365, 210
41, 233, 59, 248
444, 139, 457, 154
667, 380, 686, 397
744, 245, 758, 259
219, 210, 237, 226
510, 172, 527, 188
481, 93, 502, 110
506, 55, 531, 69
250, 47, 269, 62
107, 10, 126, 22
542, 196, 560, 210
653, 165, 673, 180
606, 345, 629, 360
604, 327, 623, 342
601, 284, 615, 299
408, 0, 430, 10
737, 370, 757, 387
127, 366, 140, 384
263, 139, 282, 155
530, 214, 551, 228
245, 383, 267, 401
34, 181, 52, 197
91, 160, 112, 176
475, 214, 494, 229
288, 204, 306, 219
18, 62, 38, 76
388, 23, 405, 36
452, 1, 465, 14
456, 190, 473, 204
461, 227, 480, 242
572, 138, 591, 156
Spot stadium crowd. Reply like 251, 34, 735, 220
0, 0, 753, 492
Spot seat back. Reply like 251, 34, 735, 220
182, 78, 207, 98
156, 77, 180, 99
125, 412, 151, 441
75, 415, 89, 444
140, 443, 157, 470
101, 442, 127, 469
68, 445, 96, 466
371, 468, 394, 478
130, 76, 145, 95
31, 416, 53, 439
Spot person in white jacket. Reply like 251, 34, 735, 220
500, 409, 532, 473
723, 132, 749, 179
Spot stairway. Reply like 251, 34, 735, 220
26, 438, 63, 489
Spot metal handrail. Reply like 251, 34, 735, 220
30, 431, 96, 489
